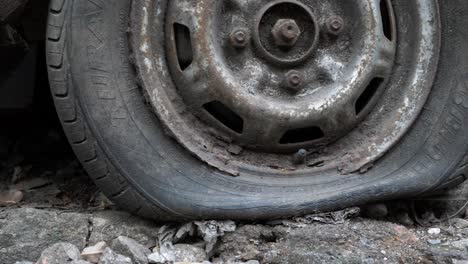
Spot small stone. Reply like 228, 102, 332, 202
160, 243, 176, 262
173, 244, 207, 262
243, 261, 260, 264
37, 242, 81, 264
81, 241, 108, 263
14, 262, 34, 264
393, 225, 419, 243
428, 239, 441, 245
428, 227, 441, 236
148, 252, 166, 263
111, 236, 151, 264
99, 248, 132, 264
449, 218, 468, 229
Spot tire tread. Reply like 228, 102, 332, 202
46, 0, 175, 221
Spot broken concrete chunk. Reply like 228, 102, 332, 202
89, 210, 159, 247
111, 236, 150, 264
194, 220, 237, 253
37, 242, 81, 264
150, 242, 207, 263
148, 252, 166, 263
159, 243, 176, 262
81, 241, 108, 263
173, 244, 207, 263
99, 248, 132, 264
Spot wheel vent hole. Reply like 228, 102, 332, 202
280, 126, 324, 144
380, 0, 393, 41
174, 23, 193, 71
203, 101, 244, 134
355, 77, 384, 115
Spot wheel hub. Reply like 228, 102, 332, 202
254, 0, 319, 65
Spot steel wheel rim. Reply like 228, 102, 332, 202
130, 0, 440, 176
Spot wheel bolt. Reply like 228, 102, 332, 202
293, 149, 308, 164
326, 16, 344, 35
272, 19, 301, 47
285, 70, 304, 93
230, 28, 249, 48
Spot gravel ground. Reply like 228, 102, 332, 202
1, 112, 468, 264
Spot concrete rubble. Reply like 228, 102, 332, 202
1, 206, 467, 264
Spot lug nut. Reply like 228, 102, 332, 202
326, 16, 344, 35
293, 149, 308, 164
230, 28, 249, 48
272, 19, 301, 47
285, 70, 304, 93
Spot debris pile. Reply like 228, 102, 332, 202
10, 219, 257, 264
3, 206, 467, 264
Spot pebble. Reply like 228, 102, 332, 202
428, 227, 441, 236
112, 236, 151, 264
99, 248, 132, 264
427, 239, 441, 245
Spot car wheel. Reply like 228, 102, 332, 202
46, 0, 468, 220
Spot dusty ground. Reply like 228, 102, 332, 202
0, 110, 468, 264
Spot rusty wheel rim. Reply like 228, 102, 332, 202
131, 0, 440, 176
